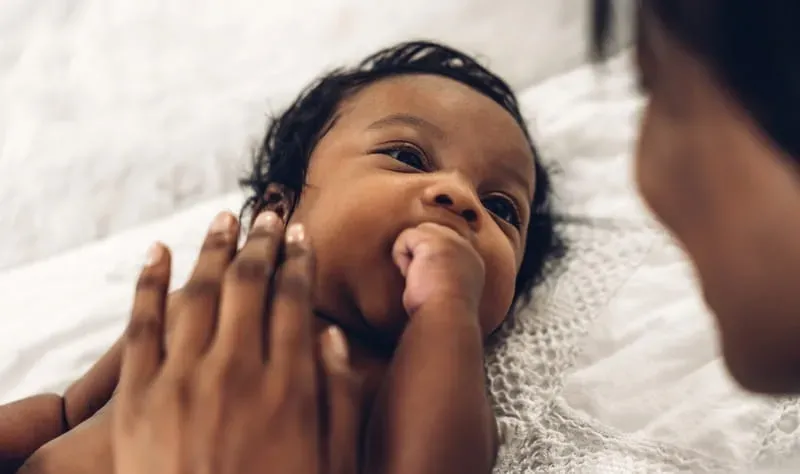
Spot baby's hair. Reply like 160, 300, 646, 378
592, 0, 800, 161
240, 40, 565, 309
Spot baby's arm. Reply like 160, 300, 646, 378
12, 291, 202, 474
363, 223, 498, 474
2, 288, 190, 471
365, 301, 496, 474
0, 394, 65, 471
0, 337, 122, 471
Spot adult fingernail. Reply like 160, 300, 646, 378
323, 326, 349, 370
144, 242, 164, 267
210, 212, 235, 233
254, 211, 280, 231
285, 223, 306, 244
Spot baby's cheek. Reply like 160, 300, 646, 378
478, 246, 517, 337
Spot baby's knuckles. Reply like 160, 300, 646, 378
405, 223, 485, 316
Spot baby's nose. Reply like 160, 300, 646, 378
422, 178, 481, 228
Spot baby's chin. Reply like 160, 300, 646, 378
312, 278, 409, 357
357, 273, 411, 342
306, 237, 414, 354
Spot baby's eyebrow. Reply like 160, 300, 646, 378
366, 113, 446, 139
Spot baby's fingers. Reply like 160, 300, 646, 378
118, 243, 171, 398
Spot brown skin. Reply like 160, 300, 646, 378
635, 10, 800, 394
3, 74, 534, 473
295, 74, 531, 341
0, 338, 122, 472
293, 74, 532, 473
113, 218, 363, 474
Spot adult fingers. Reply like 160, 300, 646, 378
211, 211, 283, 366
268, 224, 316, 379
169, 212, 238, 365
117, 242, 171, 400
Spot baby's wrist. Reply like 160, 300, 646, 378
409, 298, 481, 332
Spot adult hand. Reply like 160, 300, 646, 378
112, 211, 363, 474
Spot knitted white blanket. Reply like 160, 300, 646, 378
487, 221, 720, 473
488, 224, 800, 473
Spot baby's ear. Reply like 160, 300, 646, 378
259, 183, 296, 223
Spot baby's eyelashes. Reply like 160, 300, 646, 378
482, 195, 521, 229
378, 144, 429, 171
378, 145, 523, 230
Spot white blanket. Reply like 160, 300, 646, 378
2, 52, 799, 472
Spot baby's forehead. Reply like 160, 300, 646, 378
344, 74, 510, 122
341, 75, 531, 153
330, 74, 536, 199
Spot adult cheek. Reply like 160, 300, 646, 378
716, 314, 800, 395
702, 271, 800, 395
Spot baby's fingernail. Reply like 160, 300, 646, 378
254, 211, 280, 231
210, 212, 235, 233
323, 326, 349, 369
145, 242, 164, 267
285, 223, 306, 244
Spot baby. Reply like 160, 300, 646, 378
0, 41, 563, 473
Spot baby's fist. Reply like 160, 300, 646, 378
392, 222, 485, 317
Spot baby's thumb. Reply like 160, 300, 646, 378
320, 326, 364, 474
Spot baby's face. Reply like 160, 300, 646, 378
287, 74, 535, 346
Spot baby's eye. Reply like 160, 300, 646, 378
380, 146, 427, 170
482, 196, 521, 229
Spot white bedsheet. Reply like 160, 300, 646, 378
0, 0, 633, 271
0, 191, 244, 402
1, 52, 798, 469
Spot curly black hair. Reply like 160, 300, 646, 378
240, 40, 564, 310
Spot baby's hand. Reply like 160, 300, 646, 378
369, 223, 494, 474
392, 222, 485, 317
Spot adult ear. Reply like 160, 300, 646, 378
256, 183, 296, 223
